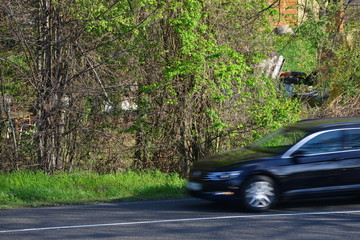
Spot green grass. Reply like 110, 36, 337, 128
0, 170, 187, 209
275, 35, 318, 74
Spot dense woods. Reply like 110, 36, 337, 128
0, 0, 359, 175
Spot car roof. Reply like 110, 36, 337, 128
287, 117, 360, 132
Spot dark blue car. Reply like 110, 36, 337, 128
187, 117, 360, 211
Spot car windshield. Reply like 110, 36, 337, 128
249, 127, 308, 154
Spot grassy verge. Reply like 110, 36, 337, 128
275, 35, 317, 73
0, 170, 187, 209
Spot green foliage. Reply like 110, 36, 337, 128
72, 0, 162, 35
248, 76, 302, 140
206, 108, 228, 132
72, 0, 132, 34
0, 0, 305, 174
293, 0, 360, 104
0, 170, 186, 209
133, 0, 303, 168
275, 35, 317, 73
325, 35, 360, 102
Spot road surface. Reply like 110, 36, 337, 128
1, 197, 360, 239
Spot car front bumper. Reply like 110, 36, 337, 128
187, 181, 241, 201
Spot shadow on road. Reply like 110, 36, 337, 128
185, 195, 360, 213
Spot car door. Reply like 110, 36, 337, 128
337, 128, 360, 186
282, 130, 346, 195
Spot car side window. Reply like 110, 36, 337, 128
344, 129, 360, 150
297, 130, 343, 155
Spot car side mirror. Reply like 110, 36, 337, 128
291, 150, 306, 163
292, 150, 306, 157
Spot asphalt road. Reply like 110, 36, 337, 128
1, 197, 360, 240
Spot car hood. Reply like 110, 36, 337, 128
191, 148, 275, 171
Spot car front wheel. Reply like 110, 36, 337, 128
240, 175, 278, 212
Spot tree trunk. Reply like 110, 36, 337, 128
36, 0, 65, 171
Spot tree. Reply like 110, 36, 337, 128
132, 0, 300, 175
0, 0, 302, 174
0, 0, 143, 171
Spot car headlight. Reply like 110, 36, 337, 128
206, 171, 242, 181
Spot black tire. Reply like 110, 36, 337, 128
240, 175, 278, 212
